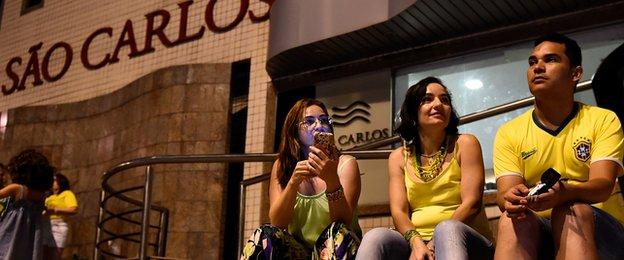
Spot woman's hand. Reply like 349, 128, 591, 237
409, 237, 434, 260
307, 146, 339, 186
287, 161, 314, 187
426, 240, 435, 255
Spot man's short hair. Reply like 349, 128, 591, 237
534, 33, 582, 68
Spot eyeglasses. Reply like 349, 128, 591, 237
299, 115, 332, 128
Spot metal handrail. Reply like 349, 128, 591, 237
96, 182, 169, 258
351, 80, 592, 150
95, 80, 593, 259
95, 154, 281, 259
96, 167, 170, 258
95, 151, 392, 259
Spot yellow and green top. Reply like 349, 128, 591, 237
288, 155, 361, 248
494, 103, 624, 223
404, 144, 493, 241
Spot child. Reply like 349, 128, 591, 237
0, 149, 55, 260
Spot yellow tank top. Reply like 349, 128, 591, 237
404, 145, 493, 241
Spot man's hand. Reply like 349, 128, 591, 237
503, 184, 530, 218
526, 181, 565, 211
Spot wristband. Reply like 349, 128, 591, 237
326, 186, 344, 202
403, 229, 421, 244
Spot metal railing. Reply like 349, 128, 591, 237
353, 80, 592, 150
94, 152, 391, 259
95, 80, 592, 259
95, 166, 170, 259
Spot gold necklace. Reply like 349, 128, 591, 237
411, 139, 447, 182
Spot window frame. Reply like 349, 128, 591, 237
21, 0, 44, 16
0, 0, 5, 29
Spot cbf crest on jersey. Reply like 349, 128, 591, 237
573, 137, 592, 162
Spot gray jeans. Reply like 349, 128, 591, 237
355, 220, 493, 260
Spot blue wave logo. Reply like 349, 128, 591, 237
331, 101, 371, 126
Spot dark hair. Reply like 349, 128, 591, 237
395, 77, 459, 154
7, 149, 54, 191
54, 172, 71, 193
277, 98, 332, 188
0, 163, 8, 188
534, 33, 582, 68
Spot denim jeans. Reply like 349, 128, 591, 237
355, 227, 409, 259
356, 220, 493, 260
535, 206, 624, 259
433, 220, 494, 260
593, 207, 624, 259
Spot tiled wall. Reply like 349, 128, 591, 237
0, 63, 232, 258
0, 0, 271, 110
0, 0, 274, 251
359, 216, 394, 234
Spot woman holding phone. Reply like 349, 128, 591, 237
241, 98, 361, 259
356, 77, 493, 260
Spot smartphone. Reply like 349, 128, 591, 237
313, 132, 340, 160
527, 168, 561, 196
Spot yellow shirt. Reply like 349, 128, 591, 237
0, 198, 6, 216
45, 190, 78, 220
404, 145, 493, 241
494, 103, 624, 222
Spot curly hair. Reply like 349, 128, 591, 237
7, 149, 54, 191
0, 163, 8, 188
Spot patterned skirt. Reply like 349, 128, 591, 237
241, 222, 360, 260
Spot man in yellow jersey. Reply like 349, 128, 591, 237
493, 33, 624, 259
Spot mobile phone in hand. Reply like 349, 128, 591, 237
313, 132, 340, 160
527, 168, 561, 196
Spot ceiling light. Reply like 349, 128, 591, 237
465, 79, 483, 90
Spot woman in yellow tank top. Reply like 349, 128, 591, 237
357, 77, 494, 260
241, 99, 362, 259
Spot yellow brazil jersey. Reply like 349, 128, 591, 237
494, 103, 624, 223
45, 190, 78, 220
